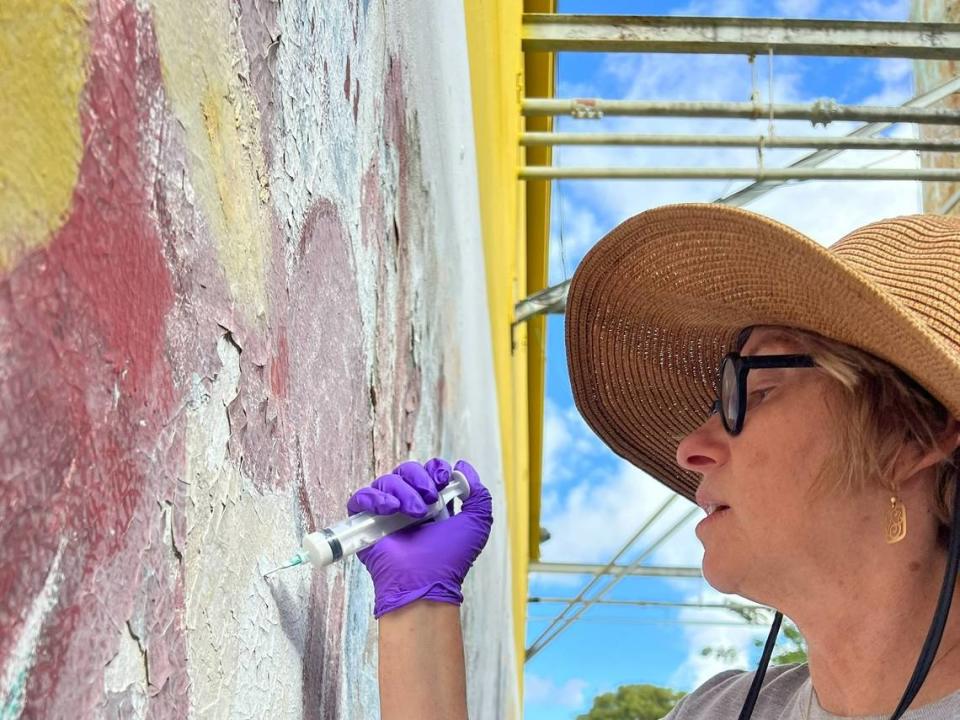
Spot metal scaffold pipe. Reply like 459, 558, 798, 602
520, 167, 960, 181
520, 132, 960, 152
529, 597, 765, 612
525, 503, 699, 661
529, 561, 702, 577
522, 14, 960, 59
522, 98, 960, 126
717, 74, 960, 206
524, 495, 679, 662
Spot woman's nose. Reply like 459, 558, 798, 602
676, 415, 727, 472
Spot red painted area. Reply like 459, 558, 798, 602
270, 330, 289, 398
0, 2, 188, 715
286, 199, 368, 718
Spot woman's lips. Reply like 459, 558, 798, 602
696, 506, 731, 531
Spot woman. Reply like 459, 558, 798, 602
348, 205, 960, 719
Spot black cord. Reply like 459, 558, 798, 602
888, 480, 960, 719
737, 611, 783, 720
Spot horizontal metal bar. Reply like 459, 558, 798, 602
521, 166, 960, 181
511, 82, 960, 323
522, 14, 960, 59
528, 616, 762, 627
529, 597, 764, 611
719, 74, 960, 206
529, 561, 702, 578
515, 280, 570, 322
520, 131, 960, 151
523, 98, 960, 126
514, 281, 569, 323
526, 507, 699, 661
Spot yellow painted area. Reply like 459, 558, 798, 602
524, 1, 555, 566
152, 0, 270, 320
0, 0, 89, 270
465, 0, 554, 706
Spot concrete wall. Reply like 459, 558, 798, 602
911, 0, 960, 213
0, 1, 518, 717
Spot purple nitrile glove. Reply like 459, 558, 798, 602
346, 458, 493, 618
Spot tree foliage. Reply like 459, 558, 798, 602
700, 605, 808, 667
576, 683, 686, 720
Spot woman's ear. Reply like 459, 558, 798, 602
898, 417, 960, 488
936, 417, 960, 458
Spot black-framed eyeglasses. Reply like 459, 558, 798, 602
708, 352, 816, 436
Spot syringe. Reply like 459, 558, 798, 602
263, 469, 471, 578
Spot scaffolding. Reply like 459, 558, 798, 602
520, 12, 960, 661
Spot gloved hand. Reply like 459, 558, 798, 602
346, 458, 493, 618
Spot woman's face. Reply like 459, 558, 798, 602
675, 327, 877, 603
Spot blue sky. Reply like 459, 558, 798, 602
524, 0, 922, 717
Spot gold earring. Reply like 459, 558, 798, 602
886, 492, 907, 544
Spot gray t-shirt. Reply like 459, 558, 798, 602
663, 663, 960, 719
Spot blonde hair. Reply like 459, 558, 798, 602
741, 326, 960, 547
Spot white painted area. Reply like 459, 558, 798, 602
182, 336, 314, 718
103, 623, 149, 719
392, 1, 520, 717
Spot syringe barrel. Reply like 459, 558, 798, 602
301, 469, 471, 568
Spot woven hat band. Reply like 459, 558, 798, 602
832, 216, 960, 353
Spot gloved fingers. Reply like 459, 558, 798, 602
347, 486, 401, 516
372, 473, 430, 517
454, 459, 492, 518
423, 458, 454, 514
424, 457, 453, 489
392, 461, 441, 505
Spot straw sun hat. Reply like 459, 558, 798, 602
565, 203, 960, 502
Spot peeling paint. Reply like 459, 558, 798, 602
102, 622, 149, 720
151, 0, 273, 320
182, 335, 312, 718
1, 2, 516, 717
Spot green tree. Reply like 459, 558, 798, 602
576, 683, 686, 720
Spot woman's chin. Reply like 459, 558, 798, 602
701, 557, 741, 595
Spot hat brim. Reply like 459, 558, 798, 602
565, 203, 960, 502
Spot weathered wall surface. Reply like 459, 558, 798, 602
911, 0, 960, 213
0, 1, 517, 718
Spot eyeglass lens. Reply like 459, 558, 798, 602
721, 357, 739, 430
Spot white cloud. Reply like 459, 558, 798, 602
548, 197, 604, 285
667, 587, 772, 691
852, 0, 910, 21
525, 672, 590, 709
534, 453, 706, 595
539, 460, 678, 565
873, 58, 913, 87
542, 399, 573, 486
541, 397, 609, 488
775, 0, 822, 16
670, 0, 753, 17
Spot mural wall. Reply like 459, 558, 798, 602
0, 1, 518, 717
